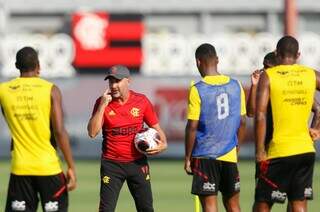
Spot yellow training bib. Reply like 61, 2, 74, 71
0, 77, 62, 175
266, 64, 316, 159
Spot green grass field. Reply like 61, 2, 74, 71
1, 160, 320, 212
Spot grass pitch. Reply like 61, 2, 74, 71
0, 160, 320, 211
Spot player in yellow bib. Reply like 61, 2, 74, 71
0, 47, 76, 212
254, 36, 320, 212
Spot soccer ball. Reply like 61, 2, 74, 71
134, 128, 160, 154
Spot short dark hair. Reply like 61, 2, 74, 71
263, 52, 277, 68
15, 47, 39, 72
195, 43, 217, 61
276, 36, 299, 58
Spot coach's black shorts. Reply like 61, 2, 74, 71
255, 152, 315, 204
190, 158, 240, 197
5, 172, 68, 212
99, 157, 153, 212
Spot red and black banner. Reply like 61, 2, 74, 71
72, 12, 143, 70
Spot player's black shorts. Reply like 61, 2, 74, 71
255, 152, 315, 204
5, 172, 68, 212
190, 158, 240, 197
99, 157, 153, 212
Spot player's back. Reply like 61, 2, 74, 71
192, 76, 242, 158
0, 77, 61, 175
266, 64, 316, 159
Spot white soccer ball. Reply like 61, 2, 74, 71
134, 128, 159, 154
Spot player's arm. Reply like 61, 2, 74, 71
246, 70, 261, 117
87, 89, 112, 138
51, 85, 76, 191
237, 116, 246, 146
237, 81, 247, 153
238, 81, 247, 144
184, 85, 200, 175
311, 98, 320, 129
255, 72, 270, 162
316, 70, 320, 90
185, 119, 198, 175
237, 115, 246, 154
146, 123, 167, 155
309, 71, 320, 140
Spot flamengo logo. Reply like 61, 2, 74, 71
271, 190, 286, 202
72, 12, 143, 68
11, 200, 26, 211
203, 182, 215, 192
74, 13, 109, 50
44, 201, 59, 211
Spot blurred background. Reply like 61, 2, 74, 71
1, 0, 320, 159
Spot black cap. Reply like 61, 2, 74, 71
104, 65, 130, 80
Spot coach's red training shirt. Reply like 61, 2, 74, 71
92, 90, 159, 162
